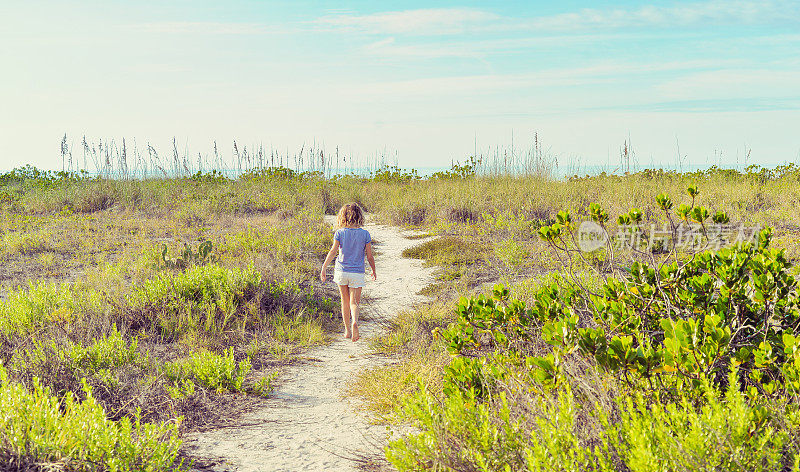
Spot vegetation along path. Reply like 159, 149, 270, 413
185, 215, 435, 471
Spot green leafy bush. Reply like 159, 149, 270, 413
239, 165, 313, 180
372, 165, 420, 183
0, 281, 101, 339
532, 186, 800, 400
0, 165, 90, 186
163, 348, 251, 394
388, 365, 800, 471
608, 372, 796, 472
0, 366, 183, 471
387, 388, 531, 471
66, 326, 141, 371
19, 327, 142, 380
190, 169, 228, 183
128, 263, 262, 337
430, 157, 479, 180
8, 327, 157, 420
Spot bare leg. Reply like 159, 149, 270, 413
349, 287, 362, 342
338, 285, 351, 338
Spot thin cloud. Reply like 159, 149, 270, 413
318, 1, 799, 37
360, 33, 658, 59
316, 8, 500, 35
525, 0, 799, 31
345, 60, 745, 98
130, 22, 279, 35
134, 1, 800, 40
364, 37, 397, 52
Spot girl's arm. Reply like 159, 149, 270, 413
320, 240, 340, 282
365, 242, 377, 280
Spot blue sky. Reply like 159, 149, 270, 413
2, 0, 799, 171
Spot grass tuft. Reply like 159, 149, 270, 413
401, 237, 486, 267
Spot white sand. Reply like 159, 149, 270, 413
185, 216, 435, 471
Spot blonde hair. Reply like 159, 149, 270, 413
336, 203, 365, 228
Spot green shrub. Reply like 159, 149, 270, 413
0, 281, 101, 339
532, 186, 800, 400
372, 165, 420, 183
0, 366, 183, 471
388, 367, 800, 472
387, 387, 532, 471
67, 326, 141, 371
608, 373, 796, 471
128, 263, 262, 337
430, 158, 479, 180
8, 327, 157, 420
163, 348, 251, 394
19, 327, 142, 380
528, 372, 800, 472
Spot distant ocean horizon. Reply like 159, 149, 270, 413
2, 161, 795, 180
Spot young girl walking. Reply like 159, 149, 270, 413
320, 203, 376, 342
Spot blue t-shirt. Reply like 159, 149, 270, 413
334, 227, 371, 273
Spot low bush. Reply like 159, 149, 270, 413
7, 327, 164, 421
163, 348, 251, 394
0, 281, 102, 340
531, 186, 800, 400
608, 373, 797, 472
372, 165, 420, 183
430, 158, 479, 180
388, 356, 800, 471
0, 366, 184, 471
127, 263, 262, 338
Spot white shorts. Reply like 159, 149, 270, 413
333, 269, 365, 288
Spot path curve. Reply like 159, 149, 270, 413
185, 216, 435, 471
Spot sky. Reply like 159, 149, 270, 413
1, 0, 799, 172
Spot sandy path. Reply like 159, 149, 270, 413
185, 216, 435, 471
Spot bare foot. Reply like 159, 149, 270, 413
343, 329, 352, 339
351, 323, 360, 342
